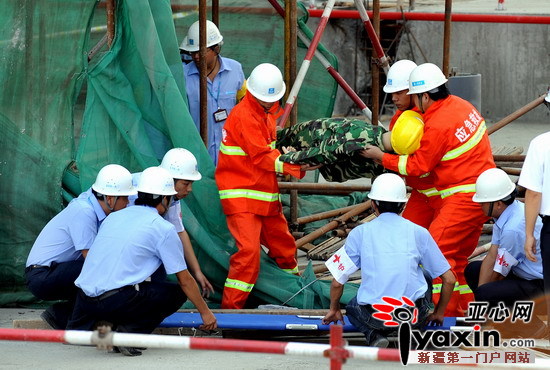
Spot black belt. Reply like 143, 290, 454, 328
24, 265, 49, 273
83, 284, 142, 302
540, 215, 550, 223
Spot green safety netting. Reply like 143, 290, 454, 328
0, 0, 358, 308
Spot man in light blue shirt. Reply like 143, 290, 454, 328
180, 20, 244, 165
25, 164, 136, 330
323, 174, 455, 347
67, 167, 216, 357
466, 168, 546, 338
128, 148, 213, 295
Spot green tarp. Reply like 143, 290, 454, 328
0, 0, 357, 308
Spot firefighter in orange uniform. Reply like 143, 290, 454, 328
384, 60, 440, 229
363, 63, 495, 316
215, 63, 317, 309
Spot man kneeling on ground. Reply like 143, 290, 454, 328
323, 173, 455, 347
67, 167, 216, 356
465, 168, 547, 338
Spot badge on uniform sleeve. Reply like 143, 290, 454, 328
493, 248, 519, 276
214, 108, 228, 122
325, 246, 359, 284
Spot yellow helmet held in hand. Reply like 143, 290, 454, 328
391, 110, 424, 155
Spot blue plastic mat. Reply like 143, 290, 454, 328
160, 313, 458, 332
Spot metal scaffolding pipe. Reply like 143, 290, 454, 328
106, 0, 115, 48
442, 0, 452, 76
493, 155, 525, 162
278, 182, 371, 192
199, 0, 208, 146
487, 93, 547, 135
296, 201, 372, 249
295, 204, 359, 225
307, 9, 550, 24
354, 0, 390, 74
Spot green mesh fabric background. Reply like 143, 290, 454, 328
0, 0, 357, 308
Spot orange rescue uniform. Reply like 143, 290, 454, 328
215, 93, 304, 309
382, 95, 494, 316
389, 108, 439, 229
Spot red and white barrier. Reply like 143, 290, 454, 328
353, 0, 390, 74
0, 326, 399, 370
278, 0, 336, 128
266, 0, 380, 125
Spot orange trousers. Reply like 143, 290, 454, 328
429, 192, 488, 317
402, 190, 440, 229
222, 212, 298, 309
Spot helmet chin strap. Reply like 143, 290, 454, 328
417, 93, 425, 113
487, 201, 495, 218
103, 195, 118, 212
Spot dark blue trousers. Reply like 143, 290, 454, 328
67, 281, 186, 334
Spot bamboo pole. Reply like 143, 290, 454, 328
199, 0, 208, 146
487, 93, 547, 135
295, 201, 372, 249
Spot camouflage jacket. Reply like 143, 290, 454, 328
277, 117, 387, 182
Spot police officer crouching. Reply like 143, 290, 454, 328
67, 167, 216, 356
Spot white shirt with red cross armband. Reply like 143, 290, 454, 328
325, 246, 359, 284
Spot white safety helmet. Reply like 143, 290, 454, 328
92, 164, 137, 196
136, 167, 177, 196
247, 63, 286, 103
407, 63, 448, 95
383, 60, 417, 93
472, 168, 516, 203
160, 148, 202, 181
180, 20, 223, 52
368, 173, 408, 203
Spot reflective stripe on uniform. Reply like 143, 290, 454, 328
439, 184, 476, 199
419, 172, 431, 178
441, 122, 486, 161
398, 155, 408, 175
219, 189, 279, 202
224, 278, 254, 292
220, 143, 247, 156
281, 266, 299, 274
220, 141, 277, 156
432, 282, 472, 295
274, 155, 284, 174
417, 187, 440, 197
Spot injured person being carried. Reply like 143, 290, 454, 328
276, 111, 424, 182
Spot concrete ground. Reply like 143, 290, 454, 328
0, 308, 457, 370
2, 119, 548, 368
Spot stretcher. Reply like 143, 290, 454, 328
160, 313, 460, 332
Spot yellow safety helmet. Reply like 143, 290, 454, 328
391, 110, 424, 155
236, 79, 247, 103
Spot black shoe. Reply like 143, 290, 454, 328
369, 333, 389, 348
113, 346, 142, 357
41, 309, 63, 330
